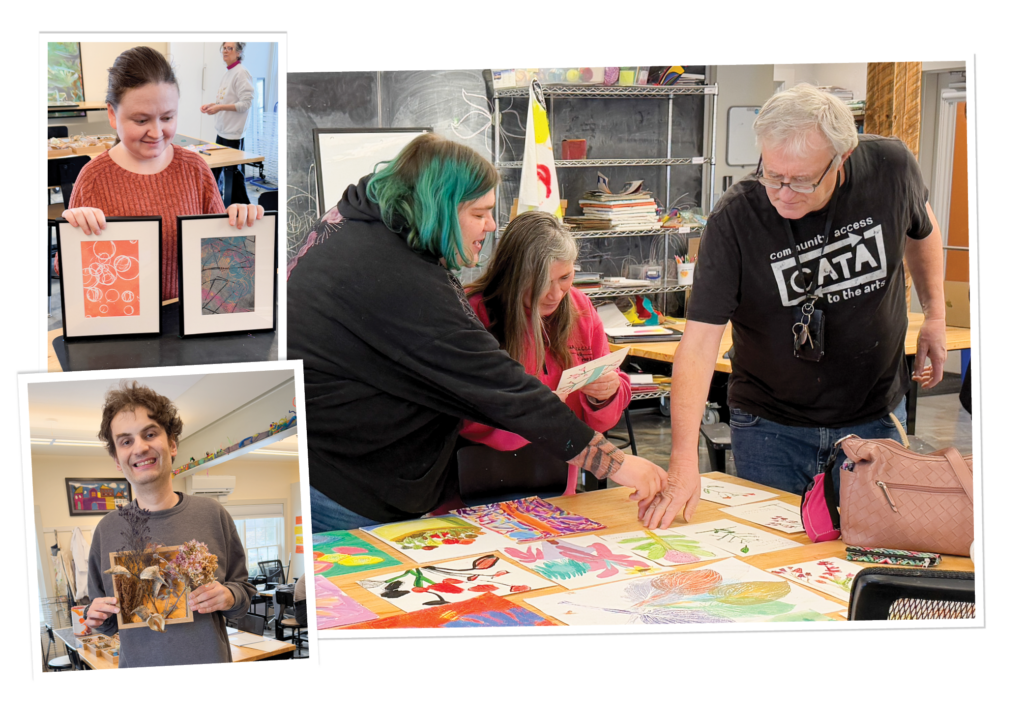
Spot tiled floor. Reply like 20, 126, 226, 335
605, 385, 972, 489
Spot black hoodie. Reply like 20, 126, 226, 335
288, 178, 595, 522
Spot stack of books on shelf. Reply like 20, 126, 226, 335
575, 174, 662, 231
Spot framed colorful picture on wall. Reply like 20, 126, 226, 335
56, 217, 162, 341
176, 212, 277, 337
65, 478, 133, 516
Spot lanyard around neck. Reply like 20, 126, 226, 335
782, 174, 842, 301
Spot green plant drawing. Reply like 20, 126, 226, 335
47, 42, 84, 102
616, 530, 718, 564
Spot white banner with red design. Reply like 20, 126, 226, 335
517, 80, 562, 217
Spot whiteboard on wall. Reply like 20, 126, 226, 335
726, 106, 760, 167
313, 128, 431, 215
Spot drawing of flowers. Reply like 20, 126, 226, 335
617, 530, 718, 564
816, 560, 856, 592
313, 546, 385, 574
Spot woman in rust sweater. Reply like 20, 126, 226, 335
61, 46, 264, 301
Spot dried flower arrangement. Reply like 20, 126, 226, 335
105, 503, 194, 632
170, 540, 218, 589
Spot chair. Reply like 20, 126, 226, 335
235, 613, 266, 637
48, 126, 69, 139
699, 422, 732, 473
456, 442, 571, 506
848, 567, 975, 621
257, 190, 278, 211
258, 560, 286, 587
279, 594, 307, 650
56, 155, 90, 208
605, 407, 638, 456
44, 624, 73, 672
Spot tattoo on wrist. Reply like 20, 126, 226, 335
569, 433, 625, 480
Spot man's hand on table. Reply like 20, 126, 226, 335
189, 581, 235, 614
913, 318, 947, 389
638, 462, 701, 529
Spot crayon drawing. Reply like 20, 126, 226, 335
456, 495, 606, 542
312, 530, 402, 577
699, 476, 778, 506
356, 554, 554, 612
344, 593, 556, 629
201, 235, 256, 314
721, 500, 805, 534
768, 558, 864, 603
314, 576, 377, 629
674, 519, 802, 557
362, 516, 513, 563
609, 529, 732, 566
501, 536, 664, 589
525, 558, 839, 626
81, 240, 140, 318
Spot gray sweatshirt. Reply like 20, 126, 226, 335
86, 492, 255, 668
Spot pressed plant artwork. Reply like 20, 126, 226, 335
106, 503, 195, 631
356, 553, 554, 612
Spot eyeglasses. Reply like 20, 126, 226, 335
756, 154, 840, 194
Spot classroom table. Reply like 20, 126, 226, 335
47, 300, 277, 372
51, 625, 294, 668
318, 473, 974, 627
48, 101, 108, 115
611, 313, 972, 433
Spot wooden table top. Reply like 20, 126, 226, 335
613, 313, 972, 369
47, 134, 263, 170
60, 630, 294, 667
321, 473, 974, 627
48, 101, 108, 113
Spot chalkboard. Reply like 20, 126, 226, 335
287, 70, 489, 259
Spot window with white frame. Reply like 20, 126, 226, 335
225, 503, 286, 576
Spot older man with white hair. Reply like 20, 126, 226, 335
640, 84, 947, 529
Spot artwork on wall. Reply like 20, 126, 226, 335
177, 213, 277, 337
312, 530, 402, 577
608, 528, 733, 567
721, 500, 805, 534
65, 478, 133, 516
356, 554, 555, 612
673, 519, 803, 557
56, 218, 162, 340
455, 495, 606, 542
47, 42, 84, 103
501, 536, 664, 589
344, 593, 556, 629
313, 576, 377, 629
525, 558, 840, 626
699, 476, 778, 506
362, 516, 514, 564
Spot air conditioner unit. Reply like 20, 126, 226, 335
185, 475, 236, 502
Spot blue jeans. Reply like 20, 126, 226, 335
310, 486, 376, 532
729, 398, 908, 496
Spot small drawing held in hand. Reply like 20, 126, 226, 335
554, 349, 629, 397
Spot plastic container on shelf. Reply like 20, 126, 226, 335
618, 67, 639, 86
515, 69, 540, 87
579, 67, 605, 85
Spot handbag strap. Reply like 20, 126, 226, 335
941, 448, 974, 505
820, 436, 852, 531
890, 412, 911, 448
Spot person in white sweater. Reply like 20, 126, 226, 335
201, 41, 254, 204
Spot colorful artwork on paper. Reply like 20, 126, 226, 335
525, 558, 839, 626
501, 536, 664, 589
344, 593, 556, 629
313, 576, 377, 629
362, 516, 514, 564
673, 519, 802, 557
455, 495, 606, 542
200, 235, 256, 314
67, 478, 132, 515
721, 500, 805, 534
356, 554, 555, 612
699, 476, 778, 506
312, 530, 402, 577
81, 240, 140, 318
768, 558, 865, 603
608, 529, 733, 566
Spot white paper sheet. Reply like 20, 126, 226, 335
767, 558, 865, 603
673, 519, 802, 557
721, 500, 805, 534
554, 349, 629, 397
699, 476, 779, 506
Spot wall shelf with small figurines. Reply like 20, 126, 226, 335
171, 414, 298, 480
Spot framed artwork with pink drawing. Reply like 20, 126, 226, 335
55, 216, 162, 340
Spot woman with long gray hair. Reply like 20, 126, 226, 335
462, 211, 632, 494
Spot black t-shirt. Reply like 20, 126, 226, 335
686, 135, 932, 428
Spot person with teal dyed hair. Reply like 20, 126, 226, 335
288, 133, 669, 531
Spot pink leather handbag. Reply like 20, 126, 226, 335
803, 433, 974, 556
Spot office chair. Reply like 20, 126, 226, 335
235, 613, 267, 636
848, 567, 975, 621
48, 126, 69, 139
56, 155, 90, 209
258, 560, 286, 587
44, 624, 73, 672
257, 190, 278, 211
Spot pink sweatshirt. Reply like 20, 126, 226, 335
460, 288, 632, 494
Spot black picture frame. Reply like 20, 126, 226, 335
65, 478, 133, 516
56, 216, 163, 341
176, 212, 278, 338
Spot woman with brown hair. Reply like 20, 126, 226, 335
461, 211, 632, 495
60, 46, 264, 301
